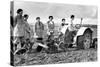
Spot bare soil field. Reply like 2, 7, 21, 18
14, 49, 97, 66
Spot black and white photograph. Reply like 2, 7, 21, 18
10, 0, 98, 66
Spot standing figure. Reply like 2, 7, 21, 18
35, 17, 44, 52
64, 15, 83, 48
64, 15, 76, 48
47, 16, 55, 34
61, 18, 67, 27
47, 16, 55, 41
23, 14, 31, 40
13, 9, 25, 48
60, 18, 68, 35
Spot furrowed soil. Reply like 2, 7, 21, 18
14, 26, 97, 66
14, 49, 97, 66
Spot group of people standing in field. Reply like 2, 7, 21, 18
11, 9, 56, 41
35, 16, 55, 39
10, 8, 83, 49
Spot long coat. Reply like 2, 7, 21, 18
47, 21, 55, 31
35, 21, 44, 38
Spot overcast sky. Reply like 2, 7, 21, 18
13, 1, 98, 25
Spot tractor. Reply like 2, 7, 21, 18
58, 22, 93, 50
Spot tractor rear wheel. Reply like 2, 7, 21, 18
83, 31, 92, 49
77, 29, 92, 49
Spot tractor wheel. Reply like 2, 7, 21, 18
77, 29, 92, 49
83, 31, 92, 49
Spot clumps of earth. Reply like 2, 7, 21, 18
14, 49, 97, 66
